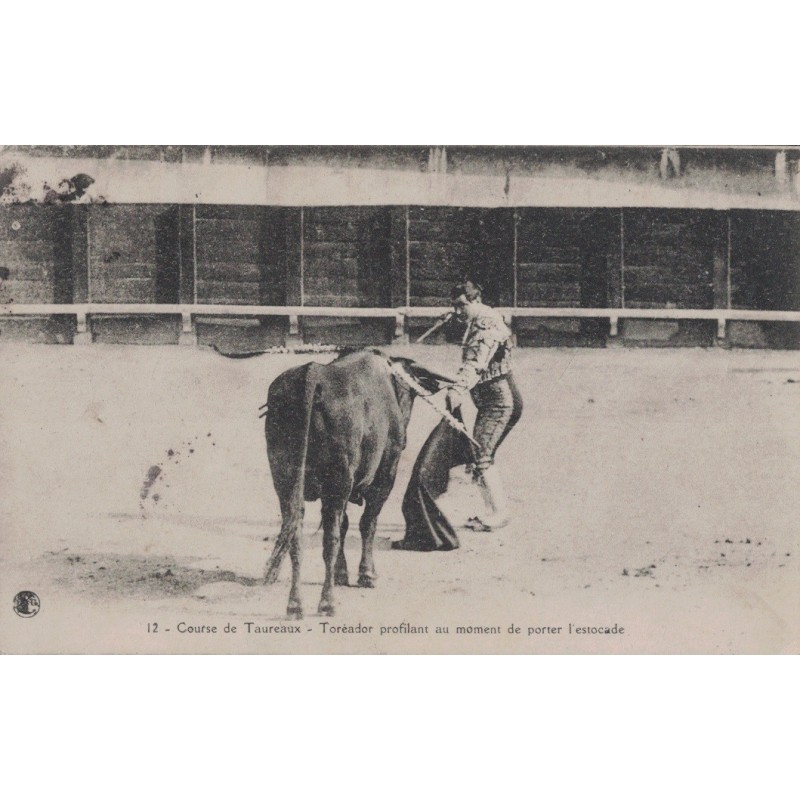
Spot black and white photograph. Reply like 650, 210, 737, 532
5, 7, 800, 800
1, 144, 797, 654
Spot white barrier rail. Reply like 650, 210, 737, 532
406, 306, 800, 339
1, 303, 799, 343
0, 304, 403, 344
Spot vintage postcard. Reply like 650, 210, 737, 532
1, 145, 798, 654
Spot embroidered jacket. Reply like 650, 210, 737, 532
453, 303, 513, 390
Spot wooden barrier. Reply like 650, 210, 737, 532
2, 303, 799, 344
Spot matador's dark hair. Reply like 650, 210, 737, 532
451, 279, 483, 302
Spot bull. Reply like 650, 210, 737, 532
263, 349, 453, 619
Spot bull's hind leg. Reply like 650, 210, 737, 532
334, 512, 349, 587
319, 502, 346, 616
358, 493, 388, 589
286, 532, 303, 619
265, 497, 303, 584
265, 496, 305, 619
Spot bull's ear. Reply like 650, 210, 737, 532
390, 357, 457, 393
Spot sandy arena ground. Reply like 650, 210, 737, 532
1, 342, 798, 654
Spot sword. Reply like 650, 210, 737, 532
387, 360, 480, 447
416, 312, 454, 343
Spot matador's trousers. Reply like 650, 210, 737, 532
469, 373, 523, 473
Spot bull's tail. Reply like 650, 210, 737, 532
264, 363, 320, 583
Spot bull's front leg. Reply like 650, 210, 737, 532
319, 503, 345, 616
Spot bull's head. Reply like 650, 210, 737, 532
389, 357, 456, 391
386, 356, 457, 427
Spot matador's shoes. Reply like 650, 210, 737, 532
466, 465, 510, 531
464, 515, 510, 532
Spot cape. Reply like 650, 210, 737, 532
396, 408, 476, 552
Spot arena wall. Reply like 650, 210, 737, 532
1, 147, 798, 348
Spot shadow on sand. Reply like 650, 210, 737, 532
43, 549, 262, 598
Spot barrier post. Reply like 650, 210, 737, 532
393, 311, 408, 344
178, 311, 197, 346
286, 314, 303, 347
73, 311, 91, 345
712, 211, 731, 345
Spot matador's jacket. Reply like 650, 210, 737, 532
452, 302, 513, 392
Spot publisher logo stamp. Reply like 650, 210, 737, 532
13, 591, 40, 618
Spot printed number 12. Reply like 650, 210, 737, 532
147, 623, 158, 633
